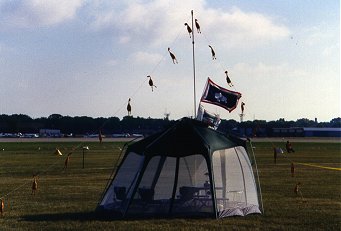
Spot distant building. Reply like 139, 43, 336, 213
39, 129, 61, 137
272, 127, 341, 137
231, 127, 267, 137
302, 127, 341, 137
272, 128, 304, 137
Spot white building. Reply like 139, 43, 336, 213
39, 129, 61, 137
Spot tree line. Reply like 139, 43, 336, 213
0, 114, 340, 136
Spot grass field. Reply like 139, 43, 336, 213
0, 140, 340, 230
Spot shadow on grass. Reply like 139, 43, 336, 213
22, 211, 216, 222
22, 211, 116, 222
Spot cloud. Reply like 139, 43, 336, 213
303, 25, 336, 46
86, 1, 290, 49
106, 59, 118, 66
302, 23, 340, 58
0, 0, 83, 28
131, 51, 163, 65
233, 62, 307, 79
203, 7, 290, 48
322, 44, 339, 57
0, 41, 15, 54
119, 36, 131, 44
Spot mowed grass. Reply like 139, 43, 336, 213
0, 140, 340, 230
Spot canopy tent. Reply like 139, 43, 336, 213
97, 118, 262, 218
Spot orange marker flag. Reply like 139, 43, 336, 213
294, 182, 301, 195
0, 198, 4, 216
32, 177, 38, 195
99, 130, 103, 143
64, 154, 71, 170
291, 163, 295, 177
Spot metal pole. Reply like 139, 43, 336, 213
82, 149, 85, 169
191, 10, 197, 118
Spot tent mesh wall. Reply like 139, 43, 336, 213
99, 147, 260, 217
212, 147, 260, 217
99, 152, 144, 213
127, 154, 214, 216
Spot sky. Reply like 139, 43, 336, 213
0, 0, 339, 122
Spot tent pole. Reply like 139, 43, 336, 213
219, 150, 227, 199
122, 157, 149, 217
151, 156, 167, 189
169, 157, 180, 214
207, 152, 218, 219
191, 10, 197, 118
248, 140, 264, 214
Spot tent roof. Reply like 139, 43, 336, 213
126, 117, 242, 158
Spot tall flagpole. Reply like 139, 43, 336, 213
191, 10, 197, 118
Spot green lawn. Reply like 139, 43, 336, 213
0, 140, 340, 230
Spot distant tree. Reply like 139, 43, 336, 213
58, 116, 74, 134
330, 117, 341, 127
0, 114, 339, 136
13, 114, 34, 132
73, 116, 97, 134
218, 119, 238, 133
48, 114, 63, 120
0, 114, 34, 133
101, 117, 120, 133
295, 118, 316, 127
46, 114, 63, 129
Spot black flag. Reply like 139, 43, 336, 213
200, 78, 241, 112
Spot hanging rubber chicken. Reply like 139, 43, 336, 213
225, 70, 234, 87
184, 23, 192, 38
147, 75, 157, 92
127, 98, 132, 116
168, 48, 178, 64
195, 19, 201, 33
241, 102, 245, 114
208, 45, 216, 60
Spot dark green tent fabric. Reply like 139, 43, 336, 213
126, 117, 240, 157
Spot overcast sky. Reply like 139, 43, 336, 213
0, 0, 339, 122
